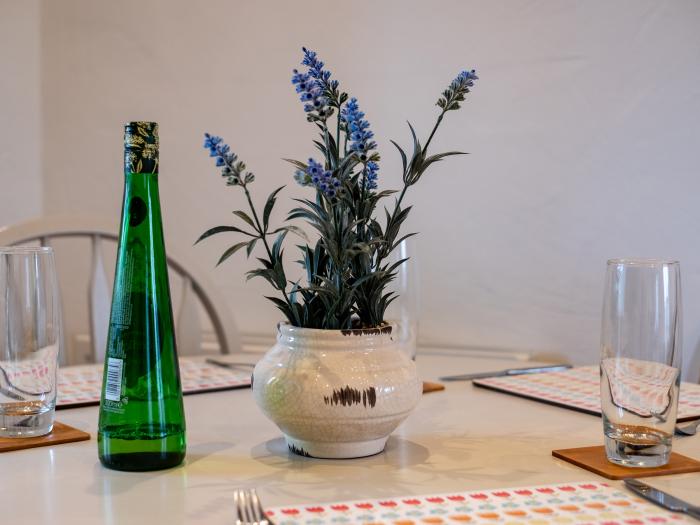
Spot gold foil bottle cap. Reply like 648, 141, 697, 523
124, 121, 159, 173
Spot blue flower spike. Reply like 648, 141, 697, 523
302, 47, 338, 93
203, 133, 253, 186
437, 69, 479, 111
340, 98, 377, 163
291, 69, 329, 117
293, 158, 341, 198
340, 97, 380, 190
364, 161, 379, 190
291, 48, 382, 196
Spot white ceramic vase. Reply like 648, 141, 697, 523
252, 323, 422, 459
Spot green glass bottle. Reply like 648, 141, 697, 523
98, 122, 186, 471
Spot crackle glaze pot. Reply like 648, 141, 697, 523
252, 323, 422, 459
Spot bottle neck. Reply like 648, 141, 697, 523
125, 171, 159, 181
121, 172, 161, 230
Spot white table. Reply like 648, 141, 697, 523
2, 349, 699, 524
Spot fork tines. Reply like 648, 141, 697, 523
234, 488, 272, 525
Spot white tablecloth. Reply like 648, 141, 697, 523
2, 348, 699, 524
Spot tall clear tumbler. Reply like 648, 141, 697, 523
601, 259, 681, 467
386, 238, 420, 360
0, 247, 62, 437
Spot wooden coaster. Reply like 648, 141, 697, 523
552, 445, 700, 480
422, 381, 446, 394
0, 421, 90, 453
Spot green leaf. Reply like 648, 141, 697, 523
272, 230, 288, 260
232, 210, 257, 231
313, 140, 327, 157
324, 130, 339, 169
273, 259, 287, 290
293, 198, 327, 219
194, 225, 255, 244
407, 121, 422, 157
287, 209, 317, 222
292, 301, 304, 327
416, 152, 468, 179
245, 238, 258, 258
390, 140, 408, 176
264, 295, 288, 310
338, 153, 359, 175
282, 158, 308, 170
255, 257, 273, 270
272, 225, 309, 241
263, 185, 285, 231
374, 190, 396, 200
390, 232, 418, 252
351, 272, 382, 289
289, 281, 300, 304
246, 268, 273, 283
424, 151, 467, 163
387, 256, 409, 273
216, 241, 248, 266
263, 295, 294, 324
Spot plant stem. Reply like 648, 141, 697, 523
336, 109, 341, 165
321, 122, 334, 169
360, 165, 367, 210
374, 109, 448, 279
242, 185, 267, 246
242, 184, 298, 321
396, 183, 409, 210
374, 182, 410, 272
423, 110, 446, 154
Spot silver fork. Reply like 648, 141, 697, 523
234, 488, 274, 525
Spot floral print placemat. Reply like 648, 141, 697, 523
265, 481, 693, 524
473, 366, 700, 422
56, 357, 250, 408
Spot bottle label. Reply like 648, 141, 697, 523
110, 251, 134, 330
104, 357, 124, 402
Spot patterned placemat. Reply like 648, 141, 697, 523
265, 481, 694, 524
0, 422, 90, 453
473, 366, 700, 422
57, 357, 251, 408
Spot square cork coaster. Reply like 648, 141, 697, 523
422, 381, 446, 394
0, 421, 90, 453
552, 445, 700, 480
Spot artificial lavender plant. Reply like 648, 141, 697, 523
198, 48, 478, 329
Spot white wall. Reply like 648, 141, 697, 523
8, 0, 700, 377
0, 0, 42, 225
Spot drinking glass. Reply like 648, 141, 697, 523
600, 258, 681, 467
386, 238, 420, 360
0, 247, 62, 437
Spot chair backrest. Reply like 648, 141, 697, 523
0, 214, 241, 364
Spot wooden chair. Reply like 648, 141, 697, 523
0, 214, 241, 364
